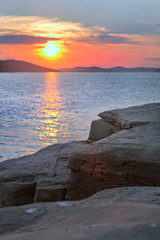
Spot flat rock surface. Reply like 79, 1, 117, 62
0, 187, 160, 240
67, 103, 160, 200
98, 103, 160, 126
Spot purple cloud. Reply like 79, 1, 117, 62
0, 35, 60, 44
146, 57, 160, 62
76, 34, 139, 45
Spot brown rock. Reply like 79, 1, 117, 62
0, 181, 36, 207
34, 183, 67, 202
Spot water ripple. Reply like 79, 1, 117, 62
0, 72, 160, 161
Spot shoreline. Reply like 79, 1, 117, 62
1, 102, 160, 203
0, 102, 160, 239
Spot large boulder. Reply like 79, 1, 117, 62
0, 187, 160, 240
0, 141, 87, 207
67, 103, 160, 200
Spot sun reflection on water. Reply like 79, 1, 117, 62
38, 72, 66, 145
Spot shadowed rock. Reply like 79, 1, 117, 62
0, 141, 87, 207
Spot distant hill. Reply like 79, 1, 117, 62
60, 66, 157, 72
60, 66, 107, 72
0, 60, 58, 72
0, 60, 158, 73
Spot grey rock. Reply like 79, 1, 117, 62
0, 141, 87, 207
98, 102, 160, 128
1, 103, 160, 207
88, 103, 160, 142
0, 187, 160, 240
88, 119, 115, 141
90, 186, 160, 205
67, 103, 160, 200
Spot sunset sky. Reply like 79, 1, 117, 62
0, 0, 160, 69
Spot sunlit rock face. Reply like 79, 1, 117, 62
66, 103, 160, 200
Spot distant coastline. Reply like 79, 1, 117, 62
60, 66, 159, 73
0, 59, 159, 73
0, 60, 59, 72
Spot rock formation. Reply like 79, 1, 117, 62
1, 103, 160, 206
0, 187, 160, 240
0, 103, 160, 239
67, 103, 160, 200
0, 141, 87, 207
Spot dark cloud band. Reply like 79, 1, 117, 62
146, 57, 160, 62
0, 33, 139, 46
76, 34, 139, 45
0, 35, 60, 44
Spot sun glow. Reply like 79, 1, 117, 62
41, 41, 62, 58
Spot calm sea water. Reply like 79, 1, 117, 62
0, 72, 160, 161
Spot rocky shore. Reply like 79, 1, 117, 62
0, 103, 160, 240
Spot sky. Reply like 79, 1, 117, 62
0, 0, 160, 69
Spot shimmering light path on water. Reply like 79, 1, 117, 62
0, 72, 160, 161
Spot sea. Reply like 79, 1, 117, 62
0, 72, 160, 162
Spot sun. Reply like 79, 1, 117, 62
41, 41, 62, 58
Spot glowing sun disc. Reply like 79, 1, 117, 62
42, 41, 61, 58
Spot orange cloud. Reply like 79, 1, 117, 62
0, 15, 159, 68
0, 15, 109, 39
0, 15, 159, 47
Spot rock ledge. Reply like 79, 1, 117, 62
67, 103, 160, 199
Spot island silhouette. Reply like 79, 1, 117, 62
0, 59, 159, 72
